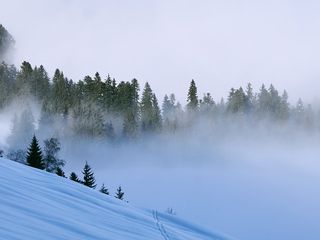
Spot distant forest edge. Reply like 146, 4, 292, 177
0, 24, 317, 147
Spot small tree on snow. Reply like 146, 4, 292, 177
69, 172, 80, 182
166, 208, 176, 215
26, 135, 44, 169
115, 186, 124, 200
56, 167, 66, 178
82, 161, 96, 188
99, 183, 109, 195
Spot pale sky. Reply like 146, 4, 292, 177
1, 0, 320, 104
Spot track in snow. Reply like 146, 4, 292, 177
153, 210, 171, 240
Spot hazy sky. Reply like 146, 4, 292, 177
1, 0, 320, 104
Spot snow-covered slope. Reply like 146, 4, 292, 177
0, 159, 231, 240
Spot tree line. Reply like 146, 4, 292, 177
1, 61, 316, 142
0, 23, 317, 145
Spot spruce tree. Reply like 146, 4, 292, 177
187, 79, 198, 111
82, 161, 96, 188
16, 61, 34, 95
69, 172, 80, 182
141, 82, 154, 131
100, 184, 109, 195
56, 167, 66, 177
115, 186, 124, 200
26, 135, 44, 169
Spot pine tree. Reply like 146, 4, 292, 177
258, 84, 270, 114
26, 135, 44, 169
141, 82, 154, 131
141, 83, 162, 132
56, 167, 66, 177
227, 87, 246, 113
115, 186, 124, 200
100, 184, 109, 195
69, 172, 80, 182
82, 161, 96, 188
31, 65, 50, 101
16, 61, 34, 96
51, 69, 73, 115
187, 79, 198, 111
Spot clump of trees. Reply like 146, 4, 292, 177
8, 134, 127, 201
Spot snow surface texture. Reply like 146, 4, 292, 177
0, 159, 232, 240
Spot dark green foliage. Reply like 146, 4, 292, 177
69, 172, 80, 182
51, 69, 73, 115
141, 82, 162, 132
187, 79, 198, 111
141, 82, 154, 130
16, 61, 33, 95
227, 87, 246, 113
26, 135, 44, 169
31, 65, 50, 101
82, 161, 96, 188
115, 186, 124, 200
56, 167, 66, 178
100, 184, 109, 195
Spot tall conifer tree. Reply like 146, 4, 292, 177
82, 161, 96, 188
26, 135, 44, 169
187, 79, 198, 111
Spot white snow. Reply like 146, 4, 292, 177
0, 158, 232, 240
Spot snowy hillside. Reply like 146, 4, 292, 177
0, 159, 231, 240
